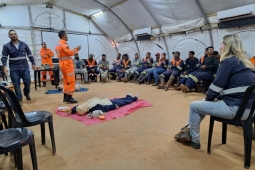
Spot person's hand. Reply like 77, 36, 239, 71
200, 65, 206, 70
183, 71, 188, 75
77, 45, 81, 51
32, 65, 36, 70
90, 65, 93, 67
3, 67, 8, 74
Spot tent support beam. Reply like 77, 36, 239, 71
194, 0, 213, 46
139, 0, 170, 59
94, 0, 141, 58
28, 6, 37, 64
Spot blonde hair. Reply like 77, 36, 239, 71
220, 34, 255, 70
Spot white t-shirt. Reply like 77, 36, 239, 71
14, 43, 19, 49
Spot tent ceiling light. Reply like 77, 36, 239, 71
92, 11, 103, 17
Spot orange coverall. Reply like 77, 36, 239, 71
250, 57, 255, 66
40, 48, 54, 82
55, 39, 78, 96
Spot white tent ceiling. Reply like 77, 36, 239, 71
1, 0, 255, 41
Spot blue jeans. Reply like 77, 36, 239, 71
146, 68, 156, 82
10, 70, 31, 100
188, 100, 250, 144
153, 67, 166, 83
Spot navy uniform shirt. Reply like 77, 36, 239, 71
1, 40, 35, 70
207, 56, 255, 109
201, 55, 219, 75
185, 57, 199, 73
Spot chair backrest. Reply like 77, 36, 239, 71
0, 86, 29, 128
52, 58, 59, 64
233, 85, 255, 120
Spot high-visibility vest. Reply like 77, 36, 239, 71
87, 59, 96, 66
171, 59, 182, 66
123, 60, 130, 67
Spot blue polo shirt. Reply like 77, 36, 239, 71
1, 40, 35, 70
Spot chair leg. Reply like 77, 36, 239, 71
16, 148, 23, 170
29, 135, 38, 170
1, 114, 8, 129
207, 117, 215, 154
40, 123, 45, 145
243, 121, 253, 169
48, 118, 56, 155
203, 81, 207, 94
222, 123, 227, 144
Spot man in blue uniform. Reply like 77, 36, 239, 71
117, 54, 131, 82
175, 51, 199, 90
130, 52, 153, 83
157, 51, 184, 91
180, 46, 219, 93
1, 30, 35, 106
109, 53, 122, 80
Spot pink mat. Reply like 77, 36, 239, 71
55, 100, 152, 125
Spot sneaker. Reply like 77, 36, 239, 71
84, 81, 90, 84
189, 142, 201, 149
25, 94, 31, 101
152, 83, 158, 86
174, 127, 191, 142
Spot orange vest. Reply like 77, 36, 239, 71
171, 59, 182, 66
87, 59, 96, 66
143, 57, 150, 61
200, 56, 205, 64
250, 57, 255, 66
123, 60, 130, 67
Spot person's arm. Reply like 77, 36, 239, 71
177, 60, 184, 71
85, 60, 89, 68
94, 61, 98, 68
106, 60, 109, 70
127, 60, 131, 69
1, 45, 9, 74
205, 56, 219, 70
184, 59, 189, 72
25, 43, 35, 67
80, 60, 85, 68
98, 61, 102, 68
62, 45, 78, 56
206, 60, 232, 101
162, 59, 169, 68
48, 49, 54, 58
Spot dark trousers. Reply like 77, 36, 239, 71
160, 69, 180, 81
185, 71, 213, 89
109, 67, 121, 79
10, 69, 31, 100
87, 67, 99, 81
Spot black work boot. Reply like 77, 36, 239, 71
130, 74, 138, 83
63, 94, 67, 102
65, 95, 78, 103
25, 94, 31, 101
51, 80, 55, 85
43, 82, 46, 87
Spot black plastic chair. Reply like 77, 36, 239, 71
0, 128, 38, 170
75, 73, 84, 82
0, 86, 56, 155
0, 109, 7, 130
207, 85, 255, 169
0, 65, 8, 81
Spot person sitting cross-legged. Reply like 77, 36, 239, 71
136, 53, 160, 84
130, 52, 153, 83
98, 54, 109, 83
124, 53, 140, 82
157, 51, 184, 91
175, 51, 199, 90
109, 53, 122, 80
174, 34, 255, 149
180, 46, 219, 93
86, 54, 99, 82
117, 54, 131, 82
74, 53, 90, 84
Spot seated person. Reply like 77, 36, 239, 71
70, 94, 139, 115
86, 54, 99, 82
157, 51, 184, 91
175, 51, 199, 90
151, 53, 169, 86
136, 53, 161, 84
174, 34, 255, 149
130, 52, 153, 83
213, 51, 220, 62
74, 53, 89, 84
125, 53, 140, 82
98, 54, 109, 83
117, 54, 131, 82
109, 53, 122, 80
180, 46, 219, 93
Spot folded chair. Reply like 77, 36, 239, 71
0, 128, 38, 170
0, 86, 56, 155
207, 85, 255, 169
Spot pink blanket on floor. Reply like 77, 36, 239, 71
55, 100, 152, 125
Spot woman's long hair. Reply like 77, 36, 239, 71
220, 34, 254, 70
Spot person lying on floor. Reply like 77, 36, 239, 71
174, 34, 255, 149
70, 94, 139, 115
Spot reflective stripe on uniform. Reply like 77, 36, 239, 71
59, 57, 72, 61
177, 65, 182, 70
220, 86, 249, 95
160, 74, 165, 78
196, 64, 200, 67
1, 56, 8, 58
209, 84, 223, 93
9, 56, 27, 60
189, 74, 199, 83
27, 54, 33, 57
68, 73, 75, 77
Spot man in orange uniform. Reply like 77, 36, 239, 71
55, 31, 81, 103
40, 42, 55, 87
250, 56, 255, 66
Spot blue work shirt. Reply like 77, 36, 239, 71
1, 40, 35, 70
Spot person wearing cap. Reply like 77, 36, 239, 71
157, 51, 184, 91
130, 52, 153, 83
135, 53, 161, 84
124, 53, 140, 82
180, 46, 219, 93
174, 51, 199, 90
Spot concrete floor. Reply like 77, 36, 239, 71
1, 80, 254, 170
